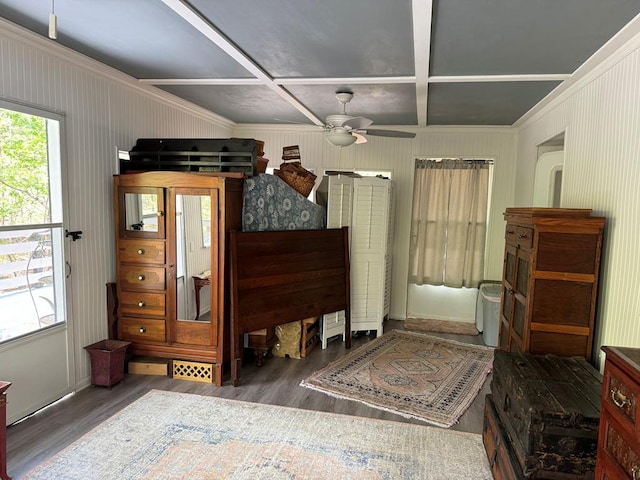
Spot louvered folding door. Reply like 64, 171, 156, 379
319, 175, 393, 348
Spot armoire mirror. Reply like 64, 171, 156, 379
175, 192, 212, 323
124, 192, 159, 232
119, 186, 164, 239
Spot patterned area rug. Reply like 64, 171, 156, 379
404, 317, 479, 335
301, 330, 494, 427
23, 390, 491, 480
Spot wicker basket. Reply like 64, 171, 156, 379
274, 161, 317, 197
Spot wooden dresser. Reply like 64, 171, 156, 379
499, 208, 605, 360
596, 346, 640, 479
113, 172, 243, 386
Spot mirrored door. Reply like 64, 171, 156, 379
118, 186, 165, 239
173, 189, 219, 346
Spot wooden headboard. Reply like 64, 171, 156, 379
229, 227, 351, 386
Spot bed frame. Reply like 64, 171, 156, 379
229, 227, 351, 386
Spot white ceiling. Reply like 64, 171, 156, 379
1, 0, 639, 128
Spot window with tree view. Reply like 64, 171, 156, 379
0, 104, 65, 343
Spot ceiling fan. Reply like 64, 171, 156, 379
323, 91, 416, 148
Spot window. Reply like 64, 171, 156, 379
0, 103, 65, 342
409, 158, 492, 288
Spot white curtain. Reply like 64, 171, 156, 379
409, 159, 490, 288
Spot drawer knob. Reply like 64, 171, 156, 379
137, 248, 145, 255
138, 300, 145, 308
517, 233, 527, 239
138, 274, 145, 281
506, 230, 515, 235
139, 326, 146, 334
611, 388, 631, 408
633, 466, 640, 480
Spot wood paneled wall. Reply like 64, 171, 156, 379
0, 19, 232, 388
516, 28, 640, 367
232, 125, 518, 321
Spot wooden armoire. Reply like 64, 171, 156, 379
113, 171, 243, 386
499, 208, 605, 360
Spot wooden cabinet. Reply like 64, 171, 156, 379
113, 171, 243, 386
596, 346, 640, 479
499, 208, 605, 360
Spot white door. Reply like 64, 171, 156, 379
0, 101, 74, 424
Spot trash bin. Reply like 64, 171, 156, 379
84, 340, 131, 388
479, 283, 501, 347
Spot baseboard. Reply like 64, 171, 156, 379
404, 317, 479, 336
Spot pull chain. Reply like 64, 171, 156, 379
49, 0, 57, 39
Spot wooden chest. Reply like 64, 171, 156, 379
484, 394, 524, 480
491, 350, 602, 479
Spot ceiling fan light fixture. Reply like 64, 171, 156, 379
325, 131, 357, 148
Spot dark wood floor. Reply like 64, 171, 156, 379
6, 320, 492, 479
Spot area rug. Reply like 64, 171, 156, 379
404, 317, 479, 335
23, 389, 492, 480
301, 329, 494, 427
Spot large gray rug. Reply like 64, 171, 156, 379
23, 389, 491, 479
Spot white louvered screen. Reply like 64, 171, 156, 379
383, 183, 395, 316
326, 175, 354, 230
349, 177, 392, 332
320, 175, 393, 345
320, 175, 354, 348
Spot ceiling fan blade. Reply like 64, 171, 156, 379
353, 132, 368, 144
343, 116, 373, 130
362, 129, 416, 138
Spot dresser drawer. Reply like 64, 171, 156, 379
119, 265, 165, 291
504, 224, 533, 250
515, 226, 533, 249
600, 414, 640, 479
118, 239, 165, 264
604, 362, 639, 433
119, 317, 166, 343
505, 224, 518, 246
119, 291, 165, 317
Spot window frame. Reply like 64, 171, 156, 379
0, 99, 68, 344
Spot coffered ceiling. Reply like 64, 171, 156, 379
1, 0, 639, 128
